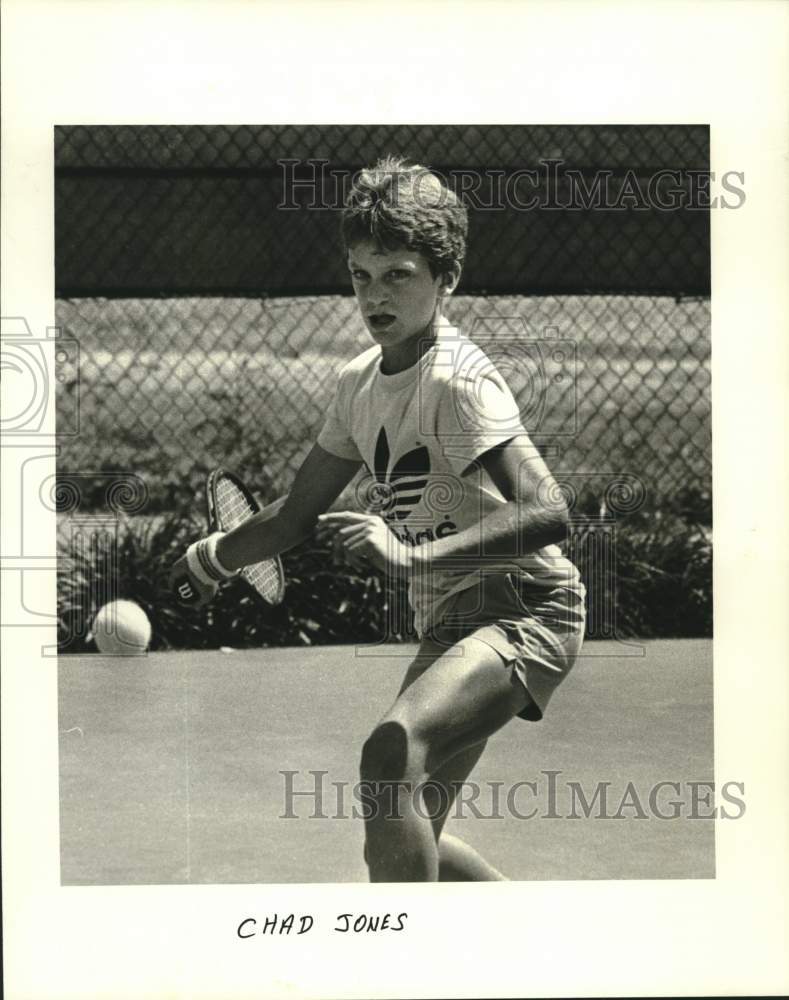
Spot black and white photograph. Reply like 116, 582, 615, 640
53, 124, 715, 886
2, 3, 787, 999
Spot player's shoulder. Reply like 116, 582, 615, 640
334, 343, 381, 385
430, 325, 501, 387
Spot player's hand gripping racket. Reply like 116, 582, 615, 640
206, 469, 286, 605
172, 469, 286, 607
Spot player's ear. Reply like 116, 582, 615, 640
438, 264, 460, 297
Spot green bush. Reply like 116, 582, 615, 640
58, 509, 413, 653
58, 501, 711, 652
571, 508, 712, 638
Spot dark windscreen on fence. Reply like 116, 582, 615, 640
56, 124, 709, 297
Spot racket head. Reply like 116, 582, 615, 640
206, 468, 286, 606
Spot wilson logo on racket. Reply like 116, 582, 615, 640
176, 578, 198, 603
367, 427, 430, 523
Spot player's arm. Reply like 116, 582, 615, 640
414, 434, 568, 570
318, 435, 568, 577
168, 444, 361, 603
216, 444, 361, 572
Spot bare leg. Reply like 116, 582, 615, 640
422, 741, 508, 881
393, 642, 509, 881
360, 741, 506, 880
438, 833, 507, 881
361, 636, 527, 882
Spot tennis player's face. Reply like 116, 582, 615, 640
347, 240, 447, 365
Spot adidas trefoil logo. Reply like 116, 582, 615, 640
370, 427, 430, 523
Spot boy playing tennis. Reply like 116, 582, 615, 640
170, 156, 586, 882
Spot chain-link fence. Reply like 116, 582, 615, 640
55, 125, 711, 517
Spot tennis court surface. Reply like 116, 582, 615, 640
58, 639, 713, 884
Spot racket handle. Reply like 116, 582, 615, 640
173, 573, 207, 606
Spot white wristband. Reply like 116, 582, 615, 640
186, 531, 239, 584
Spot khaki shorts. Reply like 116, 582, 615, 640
420, 572, 586, 722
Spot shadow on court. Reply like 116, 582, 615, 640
58, 640, 714, 884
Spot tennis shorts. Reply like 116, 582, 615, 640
420, 572, 586, 722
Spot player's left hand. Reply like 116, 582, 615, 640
317, 512, 413, 576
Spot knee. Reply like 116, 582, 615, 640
360, 719, 412, 783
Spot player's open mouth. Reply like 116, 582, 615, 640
368, 314, 396, 330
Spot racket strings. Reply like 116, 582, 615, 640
215, 480, 255, 530
215, 478, 284, 604
246, 561, 282, 601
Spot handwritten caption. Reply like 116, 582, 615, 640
238, 913, 408, 937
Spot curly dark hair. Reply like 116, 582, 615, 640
340, 155, 468, 279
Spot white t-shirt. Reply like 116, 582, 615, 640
317, 325, 582, 634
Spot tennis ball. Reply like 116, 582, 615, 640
92, 600, 151, 655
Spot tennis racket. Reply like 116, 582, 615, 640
205, 468, 286, 605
